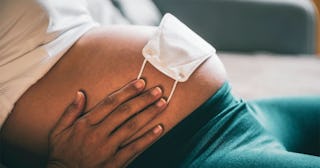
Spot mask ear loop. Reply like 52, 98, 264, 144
137, 58, 178, 103
137, 58, 148, 80
167, 80, 178, 102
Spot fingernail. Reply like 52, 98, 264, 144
74, 91, 82, 105
134, 79, 145, 90
151, 87, 162, 96
153, 125, 163, 134
156, 98, 166, 108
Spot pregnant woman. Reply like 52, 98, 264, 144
1, 0, 319, 167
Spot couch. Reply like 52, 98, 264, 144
154, 0, 318, 54
154, 0, 320, 99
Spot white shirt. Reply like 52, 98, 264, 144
0, 0, 100, 127
0, 0, 162, 129
0, 0, 161, 128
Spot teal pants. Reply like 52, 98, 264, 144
130, 82, 320, 168
248, 97, 320, 156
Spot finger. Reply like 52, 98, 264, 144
113, 124, 164, 168
50, 91, 86, 137
111, 98, 167, 145
85, 79, 145, 125
100, 87, 163, 135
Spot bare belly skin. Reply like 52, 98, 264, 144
0, 26, 226, 167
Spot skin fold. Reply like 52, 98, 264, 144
0, 25, 227, 167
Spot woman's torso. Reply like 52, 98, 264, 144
0, 1, 227, 167
0, 26, 227, 167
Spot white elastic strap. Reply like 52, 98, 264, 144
137, 58, 178, 103
137, 58, 148, 79
167, 80, 178, 103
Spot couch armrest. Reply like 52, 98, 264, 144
154, 0, 317, 55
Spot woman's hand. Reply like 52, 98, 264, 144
46, 79, 167, 168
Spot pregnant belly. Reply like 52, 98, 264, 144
0, 25, 226, 167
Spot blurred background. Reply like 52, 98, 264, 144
111, 0, 320, 99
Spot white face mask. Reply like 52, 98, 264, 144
137, 13, 216, 102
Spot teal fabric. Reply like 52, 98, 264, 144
248, 97, 320, 156
129, 82, 320, 168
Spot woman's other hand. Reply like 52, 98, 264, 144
46, 79, 167, 168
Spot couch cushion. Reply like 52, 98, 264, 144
219, 52, 320, 99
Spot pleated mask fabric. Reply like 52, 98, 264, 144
137, 13, 216, 102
